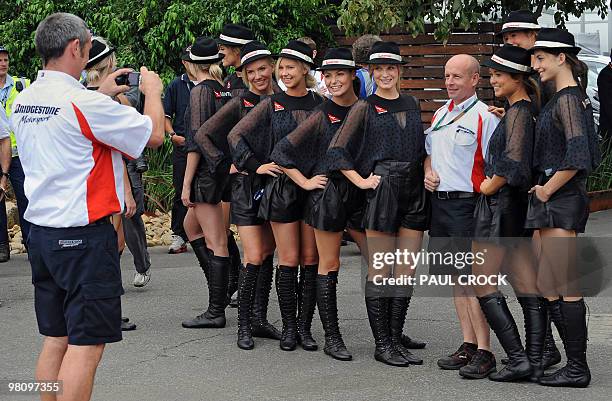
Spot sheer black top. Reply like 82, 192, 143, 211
485, 100, 535, 190
195, 91, 265, 174
327, 94, 425, 177
228, 91, 324, 173
533, 86, 600, 176
224, 72, 248, 97
184, 80, 231, 154
271, 100, 353, 176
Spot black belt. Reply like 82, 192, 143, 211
87, 216, 112, 226
434, 191, 477, 200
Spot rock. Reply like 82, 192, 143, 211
6, 202, 20, 229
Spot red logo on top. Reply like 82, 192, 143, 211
374, 105, 387, 114
243, 99, 255, 108
214, 90, 222, 99
274, 102, 285, 112
328, 113, 341, 124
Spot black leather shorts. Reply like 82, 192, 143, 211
190, 160, 231, 204
473, 185, 532, 241
258, 174, 305, 223
230, 173, 265, 226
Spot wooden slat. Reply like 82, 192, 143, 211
404, 55, 493, 67
403, 88, 495, 100
402, 67, 491, 78
400, 44, 494, 56
336, 33, 497, 46
401, 79, 491, 89
419, 101, 448, 112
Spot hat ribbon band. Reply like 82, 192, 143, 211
491, 55, 531, 72
502, 22, 541, 30
279, 49, 313, 63
241, 49, 272, 65
369, 52, 402, 62
189, 51, 222, 61
219, 34, 252, 45
322, 59, 356, 67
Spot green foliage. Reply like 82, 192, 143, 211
337, 0, 610, 40
588, 138, 612, 192
143, 138, 174, 213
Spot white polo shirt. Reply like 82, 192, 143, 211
9, 70, 152, 228
425, 94, 500, 193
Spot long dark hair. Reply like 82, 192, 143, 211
510, 72, 542, 112
541, 49, 589, 94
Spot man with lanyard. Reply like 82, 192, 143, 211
0, 45, 30, 263
424, 54, 500, 379
10, 13, 164, 401
163, 47, 198, 254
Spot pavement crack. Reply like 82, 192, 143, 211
133, 333, 227, 365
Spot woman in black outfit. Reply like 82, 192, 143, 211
180, 37, 233, 329
270, 48, 363, 360
472, 44, 544, 382
527, 28, 600, 388
228, 40, 323, 351
326, 41, 428, 367
195, 41, 282, 349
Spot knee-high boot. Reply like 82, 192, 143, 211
317, 271, 351, 361
276, 266, 298, 351
297, 264, 318, 351
389, 293, 423, 365
251, 255, 282, 339
539, 299, 590, 388
479, 293, 532, 382
237, 263, 259, 349
226, 232, 242, 307
517, 296, 547, 381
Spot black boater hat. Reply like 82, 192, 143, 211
86, 37, 115, 69
217, 24, 254, 47
529, 28, 581, 54
316, 47, 358, 71
187, 37, 224, 64
482, 44, 532, 74
236, 41, 273, 71
276, 40, 315, 67
497, 9, 541, 37
367, 41, 405, 65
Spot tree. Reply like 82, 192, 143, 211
337, 0, 610, 39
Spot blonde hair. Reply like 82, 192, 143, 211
241, 57, 275, 89
85, 37, 116, 84
189, 62, 224, 85
370, 64, 402, 92
275, 57, 316, 89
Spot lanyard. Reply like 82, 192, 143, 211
432, 98, 479, 132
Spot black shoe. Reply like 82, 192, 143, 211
459, 349, 497, 379
518, 296, 547, 381
478, 293, 532, 382
0, 241, 9, 263
400, 335, 427, 349
389, 297, 423, 365
121, 317, 136, 331
437, 342, 477, 370
182, 254, 229, 329
276, 266, 298, 351
539, 299, 591, 388
365, 282, 409, 367
317, 272, 352, 361
251, 255, 282, 340
226, 233, 242, 308
297, 265, 318, 351
237, 264, 258, 350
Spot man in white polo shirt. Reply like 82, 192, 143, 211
424, 54, 500, 379
9, 12, 164, 401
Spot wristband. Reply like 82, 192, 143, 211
168, 132, 176, 138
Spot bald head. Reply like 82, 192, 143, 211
444, 54, 480, 102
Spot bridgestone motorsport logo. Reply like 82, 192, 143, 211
243, 99, 255, 108
327, 113, 341, 124
274, 102, 285, 112
374, 105, 387, 114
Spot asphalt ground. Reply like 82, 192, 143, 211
1, 210, 612, 401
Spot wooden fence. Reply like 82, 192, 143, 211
334, 22, 502, 126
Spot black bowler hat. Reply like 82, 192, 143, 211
187, 37, 224, 64
367, 41, 405, 65
236, 41, 272, 71
180, 45, 192, 61
86, 37, 115, 69
316, 48, 358, 71
497, 9, 541, 37
529, 28, 581, 54
276, 40, 315, 67
217, 24, 254, 47
482, 44, 532, 74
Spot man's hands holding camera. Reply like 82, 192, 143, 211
98, 67, 163, 98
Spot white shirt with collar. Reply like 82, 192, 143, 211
425, 93, 500, 193
0, 108, 9, 139
9, 70, 152, 228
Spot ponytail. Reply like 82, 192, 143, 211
564, 53, 589, 94
191, 63, 224, 85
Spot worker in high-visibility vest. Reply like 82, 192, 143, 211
0, 45, 30, 262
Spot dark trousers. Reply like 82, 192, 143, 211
123, 161, 151, 274
0, 157, 30, 244
171, 144, 188, 240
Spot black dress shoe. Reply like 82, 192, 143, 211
121, 320, 137, 331
437, 342, 477, 370
459, 349, 497, 379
